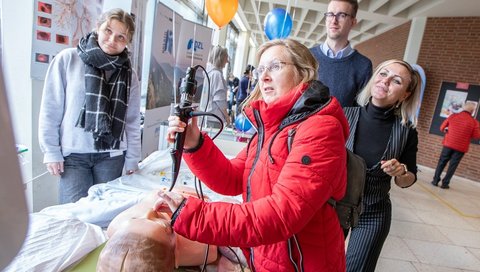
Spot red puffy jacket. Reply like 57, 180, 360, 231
441, 111, 480, 153
177, 81, 349, 271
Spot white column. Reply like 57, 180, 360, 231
212, 27, 228, 46
233, 31, 251, 77
404, 17, 427, 64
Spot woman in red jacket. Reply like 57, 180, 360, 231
156, 38, 349, 271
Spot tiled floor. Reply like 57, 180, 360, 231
372, 166, 480, 272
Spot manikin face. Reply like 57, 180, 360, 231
256, 45, 300, 104
96, 19, 129, 55
370, 63, 412, 108
104, 189, 217, 268
120, 208, 173, 239
325, 1, 357, 41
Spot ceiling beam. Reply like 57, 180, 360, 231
249, 0, 266, 44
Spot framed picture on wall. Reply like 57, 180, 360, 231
439, 89, 467, 118
430, 81, 480, 145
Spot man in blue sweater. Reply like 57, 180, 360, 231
310, 0, 372, 107
236, 64, 254, 115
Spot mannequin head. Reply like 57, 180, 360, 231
97, 188, 217, 271
97, 227, 175, 271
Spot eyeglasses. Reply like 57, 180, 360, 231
254, 61, 294, 77
324, 12, 352, 22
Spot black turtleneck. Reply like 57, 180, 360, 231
354, 103, 396, 168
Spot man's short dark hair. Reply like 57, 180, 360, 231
244, 64, 254, 75
233, 77, 240, 87
331, 0, 359, 17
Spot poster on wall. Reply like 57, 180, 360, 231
439, 89, 468, 118
430, 81, 480, 145
31, 0, 103, 80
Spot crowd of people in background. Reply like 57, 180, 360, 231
226, 64, 257, 126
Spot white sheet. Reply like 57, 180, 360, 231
39, 149, 200, 227
4, 214, 106, 272
5, 149, 236, 271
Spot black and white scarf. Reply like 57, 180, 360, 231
76, 31, 132, 151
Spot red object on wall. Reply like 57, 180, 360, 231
456, 82, 470, 90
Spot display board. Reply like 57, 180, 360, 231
430, 81, 480, 145
174, 18, 213, 105
141, 1, 213, 159
145, 3, 179, 110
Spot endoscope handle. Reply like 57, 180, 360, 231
172, 104, 191, 152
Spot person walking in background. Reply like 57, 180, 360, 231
202, 45, 230, 129
227, 73, 239, 124
157, 38, 348, 271
236, 64, 254, 115
310, 0, 372, 107
431, 101, 480, 189
344, 59, 422, 272
38, 8, 141, 204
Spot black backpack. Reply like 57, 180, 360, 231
286, 125, 366, 230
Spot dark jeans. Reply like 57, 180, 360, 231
433, 146, 464, 186
59, 152, 125, 204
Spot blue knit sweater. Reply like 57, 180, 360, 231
310, 46, 372, 107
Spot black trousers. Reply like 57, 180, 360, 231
433, 146, 465, 186
345, 198, 392, 272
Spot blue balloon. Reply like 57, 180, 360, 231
264, 8, 292, 40
234, 114, 252, 132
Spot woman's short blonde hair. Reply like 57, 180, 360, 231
97, 8, 136, 42
243, 38, 318, 107
356, 59, 422, 128
208, 45, 229, 69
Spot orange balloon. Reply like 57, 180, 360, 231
206, 0, 238, 28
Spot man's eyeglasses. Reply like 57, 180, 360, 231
254, 61, 294, 78
324, 12, 352, 22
